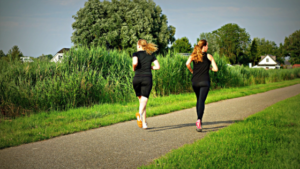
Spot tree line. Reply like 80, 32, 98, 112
172, 24, 300, 65
0, 45, 53, 62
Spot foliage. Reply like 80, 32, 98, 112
213, 23, 251, 64
71, 0, 175, 55
37, 54, 53, 61
249, 39, 259, 65
0, 50, 5, 58
7, 45, 23, 61
171, 37, 192, 53
283, 29, 300, 64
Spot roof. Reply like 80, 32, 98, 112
258, 55, 277, 65
293, 64, 300, 68
57, 48, 70, 54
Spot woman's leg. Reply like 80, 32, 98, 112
197, 86, 210, 121
139, 96, 148, 124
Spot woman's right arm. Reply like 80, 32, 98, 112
151, 60, 160, 70
207, 54, 218, 72
186, 56, 193, 74
132, 56, 138, 71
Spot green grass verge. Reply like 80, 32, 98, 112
140, 93, 300, 169
1, 79, 300, 149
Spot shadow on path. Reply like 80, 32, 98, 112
147, 120, 241, 132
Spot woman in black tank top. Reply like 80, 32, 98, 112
186, 39, 218, 132
132, 39, 160, 129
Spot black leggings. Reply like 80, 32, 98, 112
192, 81, 210, 121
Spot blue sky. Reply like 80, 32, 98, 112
0, 0, 299, 57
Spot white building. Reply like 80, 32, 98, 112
50, 48, 70, 63
250, 55, 280, 69
20, 56, 34, 63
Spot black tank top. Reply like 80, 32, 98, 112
192, 52, 211, 82
133, 51, 157, 76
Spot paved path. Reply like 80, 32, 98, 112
1, 84, 300, 169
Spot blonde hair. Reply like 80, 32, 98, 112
138, 39, 158, 55
191, 39, 207, 63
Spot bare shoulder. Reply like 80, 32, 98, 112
207, 54, 213, 61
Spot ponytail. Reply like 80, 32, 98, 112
191, 40, 207, 63
138, 39, 158, 55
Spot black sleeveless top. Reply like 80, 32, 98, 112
133, 51, 157, 76
192, 52, 211, 83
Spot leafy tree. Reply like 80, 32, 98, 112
197, 32, 220, 55
38, 54, 53, 61
283, 29, 300, 64
71, 0, 176, 54
171, 37, 192, 53
255, 38, 278, 56
7, 45, 23, 61
0, 50, 5, 58
275, 43, 286, 64
249, 39, 260, 65
212, 23, 251, 64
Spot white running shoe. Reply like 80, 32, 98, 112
143, 122, 148, 129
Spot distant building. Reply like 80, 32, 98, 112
50, 48, 70, 63
20, 56, 34, 63
250, 55, 280, 69
293, 64, 300, 69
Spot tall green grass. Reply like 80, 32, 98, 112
1, 47, 300, 117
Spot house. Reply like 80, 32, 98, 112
50, 48, 70, 63
251, 55, 280, 69
20, 56, 34, 63
293, 64, 300, 69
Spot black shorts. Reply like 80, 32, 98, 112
132, 75, 153, 98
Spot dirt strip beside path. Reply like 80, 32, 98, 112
1, 84, 300, 169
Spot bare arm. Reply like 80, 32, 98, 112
151, 60, 160, 70
207, 54, 218, 72
132, 56, 138, 71
186, 56, 193, 74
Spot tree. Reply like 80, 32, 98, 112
38, 54, 53, 61
171, 37, 192, 53
197, 32, 219, 55
212, 23, 251, 64
255, 38, 278, 56
0, 50, 5, 58
283, 29, 300, 64
7, 45, 23, 61
71, 0, 176, 54
249, 39, 259, 65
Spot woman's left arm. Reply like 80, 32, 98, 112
186, 56, 193, 74
132, 56, 138, 71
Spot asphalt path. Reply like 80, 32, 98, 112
1, 84, 300, 169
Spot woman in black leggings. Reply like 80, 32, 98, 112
132, 39, 160, 129
186, 39, 218, 132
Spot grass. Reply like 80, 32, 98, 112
140, 92, 300, 169
0, 78, 300, 149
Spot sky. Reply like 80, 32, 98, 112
0, 0, 299, 57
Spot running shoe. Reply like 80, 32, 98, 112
196, 119, 202, 132
143, 122, 148, 129
136, 113, 142, 128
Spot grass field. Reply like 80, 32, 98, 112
140, 93, 300, 169
0, 78, 300, 149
